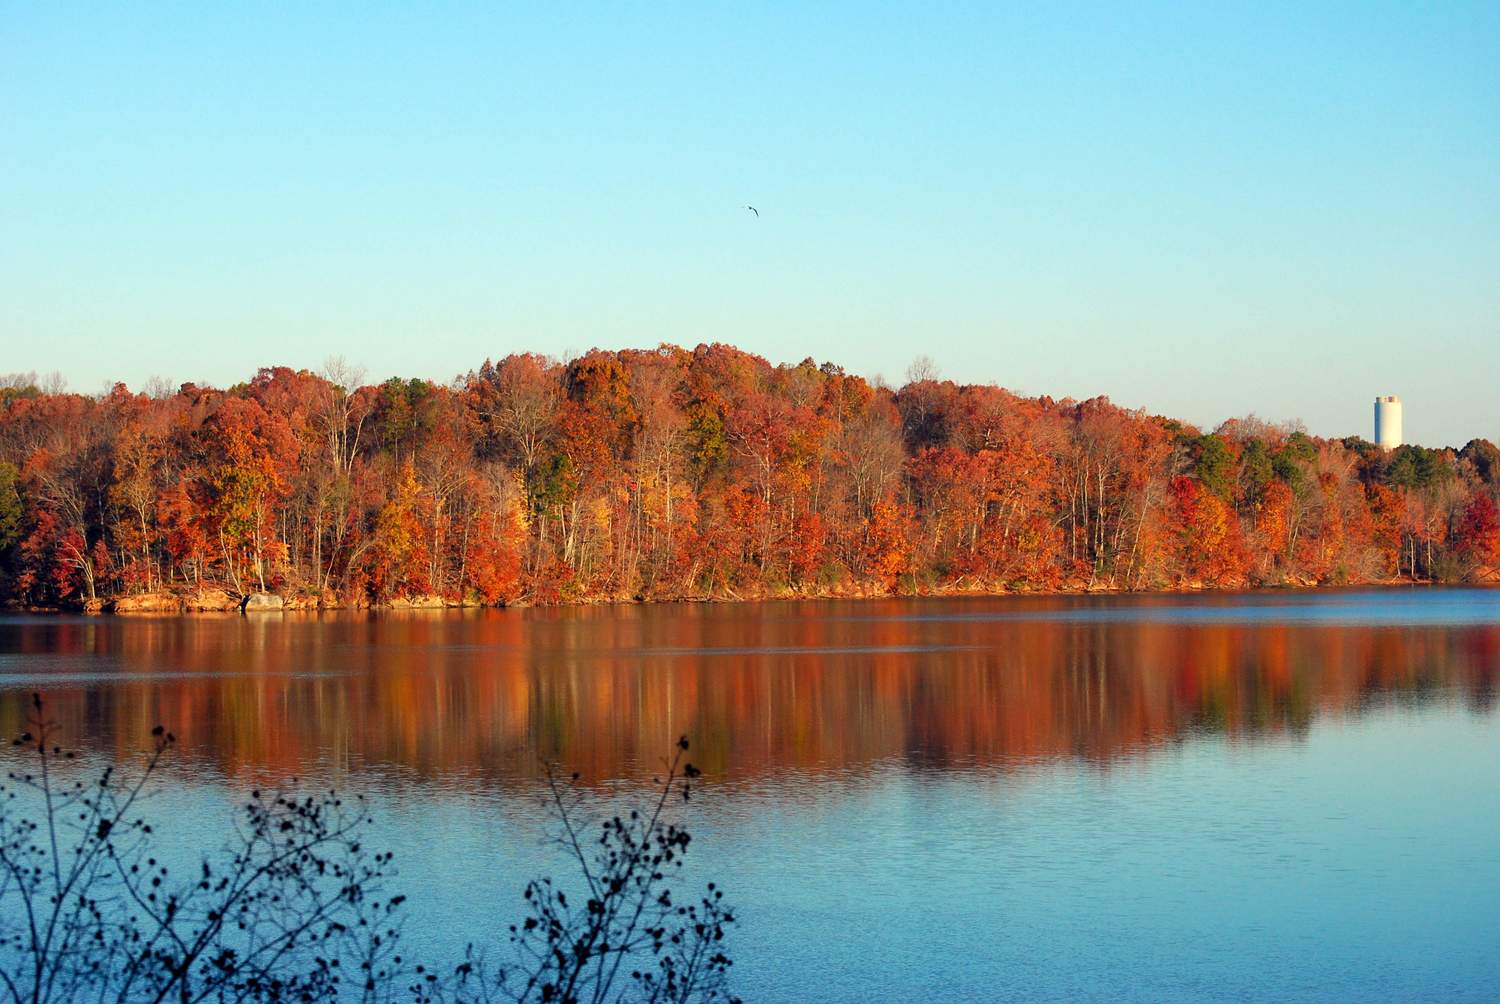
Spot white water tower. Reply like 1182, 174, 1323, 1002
1374, 395, 1403, 450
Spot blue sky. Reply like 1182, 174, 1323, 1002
2, 3, 1496, 446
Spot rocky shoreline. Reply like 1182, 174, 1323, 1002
86, 590, 478, 614
10, 574, 1491, 617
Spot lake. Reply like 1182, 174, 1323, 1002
1, 589, 1497, 1001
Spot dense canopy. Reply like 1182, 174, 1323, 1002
0, 345, 1496, 610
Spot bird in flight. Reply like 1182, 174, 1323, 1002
743, 205, 759, 217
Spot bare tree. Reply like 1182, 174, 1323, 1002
320, 357, 369, 477
904, 355, 939, 386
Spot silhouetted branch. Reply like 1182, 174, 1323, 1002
0, 701, 737, 1004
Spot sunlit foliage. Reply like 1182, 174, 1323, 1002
1, 345, 1497, 609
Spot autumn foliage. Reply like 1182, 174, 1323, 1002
0, 347, 1497, 609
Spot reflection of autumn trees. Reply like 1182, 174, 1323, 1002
0, 605, 1493, 788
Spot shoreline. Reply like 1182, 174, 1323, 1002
6, 577, 1487, 617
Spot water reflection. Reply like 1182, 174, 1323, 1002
0, 593, 1494, 789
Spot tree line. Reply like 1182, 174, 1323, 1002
0, 344, 1496, 609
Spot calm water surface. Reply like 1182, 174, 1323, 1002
1, 589, 1497, 1001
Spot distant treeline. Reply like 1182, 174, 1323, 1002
0, 345, 1496, 609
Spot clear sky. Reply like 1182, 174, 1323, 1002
3, 3, 1496, 446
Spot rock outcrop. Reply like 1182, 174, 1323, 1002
110, 593, 182, 613
187, 590, 240, 611
241, 592, 285, 612
387, 594, 450, 610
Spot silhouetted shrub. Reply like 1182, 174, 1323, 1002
0, 696, 736, 1004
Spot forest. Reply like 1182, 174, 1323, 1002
0, 343, 1496, 611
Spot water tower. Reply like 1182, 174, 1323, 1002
1374, 395, 1402, 450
